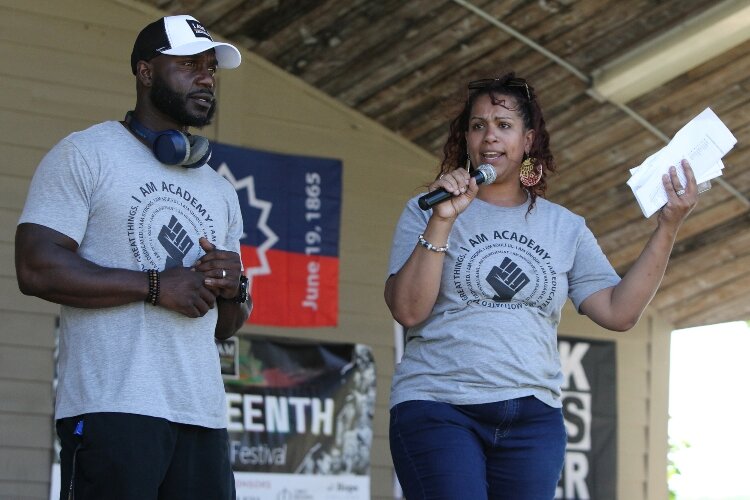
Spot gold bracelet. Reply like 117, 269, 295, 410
418, 234, 448, 253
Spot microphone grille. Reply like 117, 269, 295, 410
477, 163, 497, 184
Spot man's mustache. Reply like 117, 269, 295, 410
188, 90, 215, 101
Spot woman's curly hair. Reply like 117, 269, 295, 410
439, 72, 556, 212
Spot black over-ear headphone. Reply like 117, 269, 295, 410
124, 111, 211, 168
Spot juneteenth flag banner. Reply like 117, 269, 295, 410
210, 143, 342, 327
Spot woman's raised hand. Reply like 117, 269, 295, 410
430, 169, 480, 221
658, 159, 698, 230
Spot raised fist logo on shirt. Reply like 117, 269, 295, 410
486, 257, 530, 302
158, 215, 195, 269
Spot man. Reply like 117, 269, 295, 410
15, 15, 249, 499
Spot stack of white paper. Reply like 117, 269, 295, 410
627, 107, 737, 218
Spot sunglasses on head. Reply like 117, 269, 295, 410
467, 78, 532, 101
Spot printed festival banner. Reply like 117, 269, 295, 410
556, 337, 617, 500
217, 334, 376, 500
211, 143, 342, 327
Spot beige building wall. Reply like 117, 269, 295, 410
0, 0, 670, 498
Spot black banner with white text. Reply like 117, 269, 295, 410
556, 337, 617, 500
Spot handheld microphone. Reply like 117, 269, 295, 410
418, 164, 497, 210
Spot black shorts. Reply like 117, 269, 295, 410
57, 412, 236, 500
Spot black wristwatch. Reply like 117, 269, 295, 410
233, 275, 249, 303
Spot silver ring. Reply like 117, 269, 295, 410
676, 189, 686, 196
221, 269, 226, 279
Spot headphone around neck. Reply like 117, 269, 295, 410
124, 111, 211, 169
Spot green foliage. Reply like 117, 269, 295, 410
667, 435, 691, 499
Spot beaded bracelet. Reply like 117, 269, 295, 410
418, 233, 449, 253
145, 269, 160, 306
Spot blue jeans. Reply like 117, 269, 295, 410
390, 397, 566, 500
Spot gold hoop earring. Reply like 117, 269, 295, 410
520, 155, 542, 187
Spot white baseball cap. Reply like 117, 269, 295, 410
131, 15, 241, 74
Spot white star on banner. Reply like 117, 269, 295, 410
216, 162, 278, 289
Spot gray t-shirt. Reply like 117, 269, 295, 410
387, 195, 620, 408
19, 121, 243, 428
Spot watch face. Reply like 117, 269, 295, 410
236, 276, 249, 303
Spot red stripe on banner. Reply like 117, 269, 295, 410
240, 246, 338, 327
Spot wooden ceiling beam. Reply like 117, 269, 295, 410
609, 198, 749, 271
671, 293, 750, 328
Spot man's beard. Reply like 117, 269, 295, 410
150, 75, 216, 128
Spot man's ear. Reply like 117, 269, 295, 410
135, 61, 153, 87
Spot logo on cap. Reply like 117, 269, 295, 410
186, 19, 213, 41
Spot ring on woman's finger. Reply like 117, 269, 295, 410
676, 189, 686, 196
221, 269, 227, 279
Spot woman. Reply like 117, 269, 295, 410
384, 73, 697, 499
